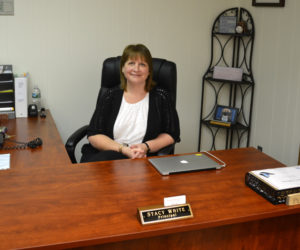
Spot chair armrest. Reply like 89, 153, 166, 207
156, 144, 175, 156
65, 125, 88, 163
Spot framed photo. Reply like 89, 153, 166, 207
219, 16, 237, 34
252, 0, 285, 7
214, 105, 239, 125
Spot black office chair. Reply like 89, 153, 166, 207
65, 56, 177, 163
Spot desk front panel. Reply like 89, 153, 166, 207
0, 147, 299, 249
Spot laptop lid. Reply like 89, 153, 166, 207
148, 152, 225, 176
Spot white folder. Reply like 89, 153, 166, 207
14, 76, 28, 117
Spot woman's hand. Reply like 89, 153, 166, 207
128, 143, 148, 159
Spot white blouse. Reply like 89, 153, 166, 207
113, 93, 149, 145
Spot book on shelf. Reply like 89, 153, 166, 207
209, 120, 231, 127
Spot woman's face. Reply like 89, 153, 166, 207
122, 56, 149, 86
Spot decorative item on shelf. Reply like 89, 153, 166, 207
213, 66, 243, 82
252, 0, 285, 7
210, 105, 239, 127
219, 15, 237, 33
236, 21, 248, 34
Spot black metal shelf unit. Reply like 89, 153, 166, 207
198, 7, 255, 151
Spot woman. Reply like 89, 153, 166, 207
81, 44, 180, 162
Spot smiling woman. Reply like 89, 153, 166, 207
122, 58, 149, 93
120, 44, 155, 92
80, 44, 180, 163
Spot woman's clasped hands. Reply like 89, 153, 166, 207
123, 143, 148, 159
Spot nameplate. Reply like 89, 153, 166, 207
138, 204, 193, 225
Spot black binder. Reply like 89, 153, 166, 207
245, 168, 300, 205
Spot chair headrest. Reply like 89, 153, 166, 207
101, 56, 177, 104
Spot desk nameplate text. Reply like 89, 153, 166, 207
138, 203, 193, 225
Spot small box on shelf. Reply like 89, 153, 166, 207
213, 66, 243, 82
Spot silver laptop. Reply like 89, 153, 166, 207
148, 153, 225, 176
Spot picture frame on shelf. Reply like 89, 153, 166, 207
210, 105, 239, 127
252, 0, 285, 7
219, 16, 236, 33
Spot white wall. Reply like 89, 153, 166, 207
0, 0, 299, 165
240, 0, 300, 165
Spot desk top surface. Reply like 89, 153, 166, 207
0, 147, 299, 249
0, 110, 71, 169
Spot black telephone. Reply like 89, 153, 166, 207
0, 126, 43, 150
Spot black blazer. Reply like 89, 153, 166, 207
87, 87, 180, 144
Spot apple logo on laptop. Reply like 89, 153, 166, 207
180, 160, 189, 164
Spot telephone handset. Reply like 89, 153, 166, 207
0, 126, 43, 150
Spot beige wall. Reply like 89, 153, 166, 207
241, 0, 300, 165
0, 0, 299, 165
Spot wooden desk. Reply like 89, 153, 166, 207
0, 110, 71, 168
0, 147, 299, 249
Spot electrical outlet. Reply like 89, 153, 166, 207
257, 146, 263, 152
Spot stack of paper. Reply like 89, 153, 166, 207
0, 153, 10, 170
